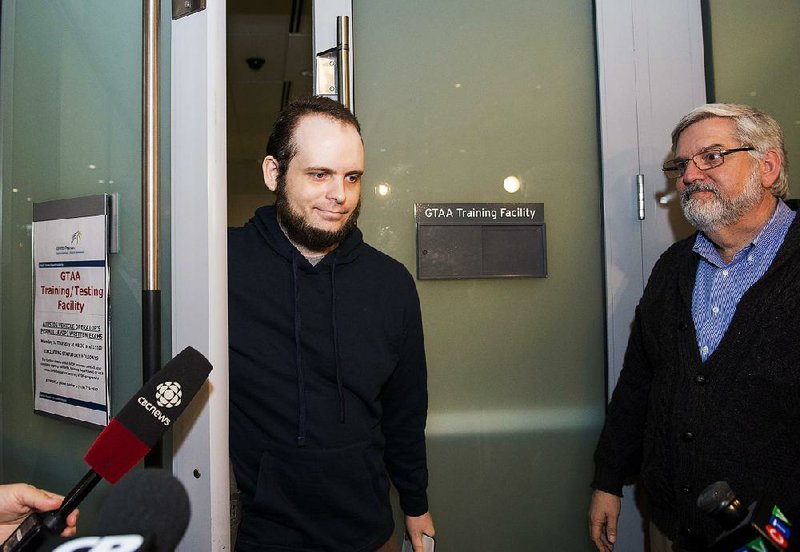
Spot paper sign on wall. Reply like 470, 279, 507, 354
32, 195, 111, 427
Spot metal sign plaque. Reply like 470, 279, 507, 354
415, 202, 544, 225
415, 203, 547, 280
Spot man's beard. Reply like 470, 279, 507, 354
274, 181, 361, 254
680, 169, 764, 233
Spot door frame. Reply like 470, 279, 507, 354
595, 0, 705, 549
169, 2, 357, 549
170, 2, 230, 550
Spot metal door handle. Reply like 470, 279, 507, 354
337, 16, 351, 111
637, 174, 645, 220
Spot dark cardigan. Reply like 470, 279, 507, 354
592, 206, 800, 547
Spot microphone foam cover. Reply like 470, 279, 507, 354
84, 418, 150, 483
697, 480, 736, 514
96, 469, 191, 552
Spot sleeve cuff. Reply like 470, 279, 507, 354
400, 492, 429, 517
591, 464, 626, 497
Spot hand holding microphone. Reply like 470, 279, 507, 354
1, 346, 212, 551
35, 469, 191, 552
0, 485, 78, 542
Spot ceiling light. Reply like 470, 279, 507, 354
503, 176, 521, 194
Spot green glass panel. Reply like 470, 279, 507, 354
704, 0, 800, 199
354, 1, 604, 549
1, 0, 170, 530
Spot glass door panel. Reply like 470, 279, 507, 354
1, 0, 168, 529
703, 0, 800, 200
353, 1, 604, 549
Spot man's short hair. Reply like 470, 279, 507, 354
265, 96, 362, 182
671, 103, 789, 199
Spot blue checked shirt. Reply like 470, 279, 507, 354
692, 199, 796, 362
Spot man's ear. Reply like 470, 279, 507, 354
262, 156, 280, 192
760, 149, 781, 190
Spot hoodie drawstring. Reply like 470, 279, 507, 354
292, 254, 307, 446
292, 251, 346, 447
330, 254, 346, 423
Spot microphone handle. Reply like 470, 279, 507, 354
43, 469, 102, 531
0, 470, 101, 552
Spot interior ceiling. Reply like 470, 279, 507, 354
227, 0, 312, 195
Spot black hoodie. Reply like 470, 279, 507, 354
229, 206, 429, 551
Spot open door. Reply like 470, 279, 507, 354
173, 1, 355, 548
171, 3, 230, 550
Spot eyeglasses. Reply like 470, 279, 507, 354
662, 147, 754, 178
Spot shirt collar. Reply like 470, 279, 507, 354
692, 199, 793, 268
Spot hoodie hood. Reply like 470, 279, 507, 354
250, 205, 362, 445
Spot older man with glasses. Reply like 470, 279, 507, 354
588, 103, 800, 552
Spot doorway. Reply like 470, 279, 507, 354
226, 0, 312, 226
225, 1, 608, 549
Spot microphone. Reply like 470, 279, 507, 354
1, 347, 212, 552
37, 535, 152, 552
35, 469, 191, 552
84, 346, 212, 482
698, 481, 795, 551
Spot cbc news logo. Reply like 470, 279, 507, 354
155, 381, 182, 408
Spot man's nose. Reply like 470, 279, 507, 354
326, 177, 346, 203
682, 157, 706, 183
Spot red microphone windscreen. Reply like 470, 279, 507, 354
84, 346, 212, 483
84, 419, 150, 483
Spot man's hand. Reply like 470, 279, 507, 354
0, 483, 79, 541
588, 489, 621, 552
405, 511, 435, 552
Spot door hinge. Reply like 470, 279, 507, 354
173, 0, 206, 20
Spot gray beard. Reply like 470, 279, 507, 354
274, 188, 361, 254
680, 170, 763, 233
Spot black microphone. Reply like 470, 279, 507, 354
35, 469, 191, 552
698, 481, 795, 551
1, 347, 212, 552
36, 535, 153, 552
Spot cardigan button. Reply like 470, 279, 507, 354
694, 374, 706, 385
682, 431, 695, 442
680, 484, 692, 494
678, 321, 689, 331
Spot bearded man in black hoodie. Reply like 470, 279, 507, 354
228, 96, 435, 552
